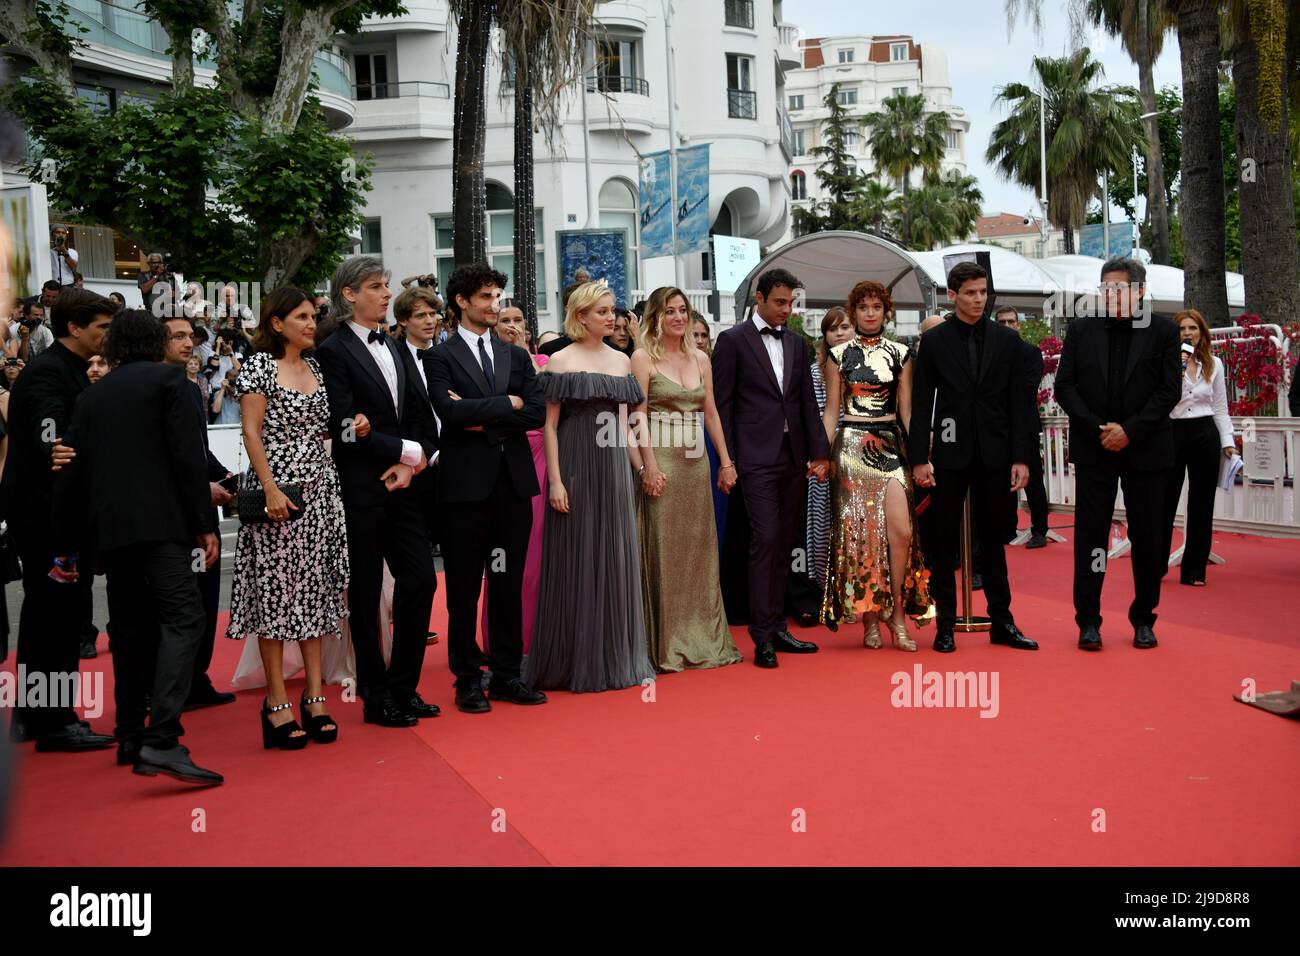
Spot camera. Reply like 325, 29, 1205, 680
5, 358, 20, 368
19, 318, 40, 330
417, 275, 438, 290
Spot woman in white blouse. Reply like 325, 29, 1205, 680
1161, 309, 1235, 586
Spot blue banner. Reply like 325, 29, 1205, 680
638, 144, 711, 258
557, 230, 629, 309
1078, 222, 1136, 259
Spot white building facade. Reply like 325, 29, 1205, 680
346, 0, 801, 327
784, 34, 970, 233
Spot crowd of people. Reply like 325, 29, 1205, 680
0, 248, 1235, 787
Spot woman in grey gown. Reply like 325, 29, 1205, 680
524, 282, 655, 693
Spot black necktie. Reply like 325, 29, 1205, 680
760, 326, 785, 338
368, 329, 385, 344
478, 337, 495, 384
966, 326, 978, 378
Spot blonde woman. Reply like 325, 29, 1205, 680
631, 286, 742, 672
1161, 308, 1235, 586
524, 282, 655, 692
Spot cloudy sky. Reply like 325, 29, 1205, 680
783, 0, 1183, 218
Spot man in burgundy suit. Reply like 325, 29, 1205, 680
712, 268, 830, 668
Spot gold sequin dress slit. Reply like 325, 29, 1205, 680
819, 336, 934, 627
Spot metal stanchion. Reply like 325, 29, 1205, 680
954, 489, 991, 633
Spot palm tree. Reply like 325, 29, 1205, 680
892, 186, 958, 251
986, 50, 1143, 255
933, 170, 985, 241
1227, 2, 1298, 330
449, 0, 493, 267
1164, 0, 1229, 323
863, 92, 950, 247
1086, 0, 1176, 264
848, 178, 898, 238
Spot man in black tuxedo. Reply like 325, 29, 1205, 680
315, 256, 438, 727
0, 288, 115, 751
393, 285, 442, 643
162, 315, 237, 710
908, 262, 1039, 653
55, 309, 223, 785
1054, 257, 1181, 650
994, 306, 1051, 548
712, 268, 829, 669
428, 263, 547, 713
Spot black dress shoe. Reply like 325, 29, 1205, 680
9, 716, 34, 743
400, 693, 442, 719
1078, 626, 1102, 651
1026, 532, 1048, 549
753, 642, 778, 668
933, 629, 956, 653
1133, 625, 1158, 649
364, 696, 418, 728
117, 741, 141, 766
35, 722, 116, 752
455, 684, 492, 714
990, 622, 1039, 650
797, 612, 817, 628
132, 744, 223, 786
79, 636, 98, 659
488, 678, 548, 706
183, 687, 237, 711
774, 630, 819, 653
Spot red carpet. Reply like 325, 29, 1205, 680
3, 521, 1298, 866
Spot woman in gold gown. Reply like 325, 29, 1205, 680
819, 281, 934, 648
631, 287, 743, 671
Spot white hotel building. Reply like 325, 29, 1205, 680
4, 0, 802, 328
784, 34, 970, 235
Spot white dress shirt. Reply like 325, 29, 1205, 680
1171, 354, 1234, 448
750, 313, 785, 393
406, 338, 441, 464
347, 320, 423, 468
457, 324, 494, 375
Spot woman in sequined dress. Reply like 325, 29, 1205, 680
819, 281, 934, 649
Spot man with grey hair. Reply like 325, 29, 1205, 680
1054, 256, 1180, 651
49, 224, 78, 286
316, 256, 439, 727
137, 253, 176, 317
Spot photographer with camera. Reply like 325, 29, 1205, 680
137, 253, 178, 318
6, 300, 54, 362
49, 225, 79, 287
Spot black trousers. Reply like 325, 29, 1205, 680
441, 462, 531, 689
1161, 417, 1221, 584
1024, 442, 1049, 536
189, 549, 222, 697
102, 541, 205, 750
13, 533, 80, 736
344, 491, 435, 702
1073, 456, 1166, 630
739, 436, 805, 645
928, 465, 1015, 630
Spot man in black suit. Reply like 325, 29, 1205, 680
393, 285, 442, 643
909, 262, 1039, 653
315, 256, 439, 727
994, 306, 1051, 548
0, 288, 115, 751
55, 309, 222, 785
428, 263, 547, 713
712, 268, 829, 669
162, 315, 237, 710
1054, 257, 1181, 650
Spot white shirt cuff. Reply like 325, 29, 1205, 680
399, 439, 423, 468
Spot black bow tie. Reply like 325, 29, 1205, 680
760, 326, 785, 338
416, 347, 430, 360
367, 329, 385, 344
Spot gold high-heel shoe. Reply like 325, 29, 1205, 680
863, 615, 883, 649
889, 618, 918, 652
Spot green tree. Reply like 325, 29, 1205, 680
863, 91, 949, 247
792, 83, 873, 236
0, 0, 404, 289
985, 50, 1143, 255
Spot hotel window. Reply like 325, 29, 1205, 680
791, 171, 807, 200
791, 129, 805, 154
891, 42, 909, 61
592, 37, 645, 94
843, 129, 860, 148
359, 219, 382, 255
598, 178, 640, 292
837, 49, 855, 63
892, 86, 908, 98
945, 129, 959, 150
726, 53, 756, 118
432, 185, 548, 314
837, 88, 857, 107
788, 94, 804, 110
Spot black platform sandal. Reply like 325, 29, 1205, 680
262, 699, 309, 750
301, 692, 338, 744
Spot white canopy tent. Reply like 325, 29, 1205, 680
731, 231, 938, 321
